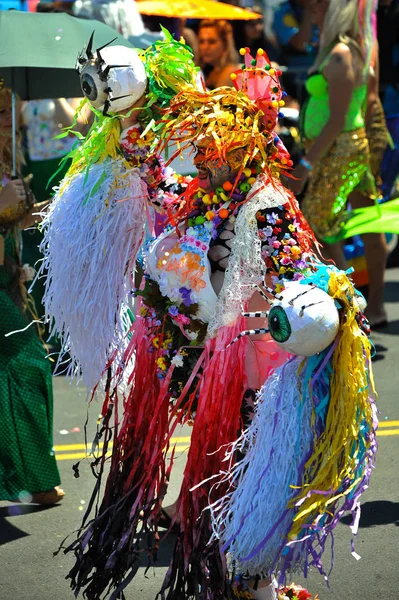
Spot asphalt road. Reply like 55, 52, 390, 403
1, 269, 399, 600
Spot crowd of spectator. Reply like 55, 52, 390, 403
14, 0, 392, 123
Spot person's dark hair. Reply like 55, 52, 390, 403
233, 13, 280, 62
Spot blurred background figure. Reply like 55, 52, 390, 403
377, 0, 399, 116
19, 0, 93, 342
21, 97, 89, 345
347, 35, 389, 328
0, 81, 63, 506
291, 0, 387, 328
271, 0, 317, 103
197, 19, 240, 88
36, 0, 75, 13
233, 3, 280, 62
73, 0, 145, 37
141, 16, 199, 61
377, 0, 399, 207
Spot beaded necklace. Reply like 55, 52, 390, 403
185, 163, 264, 229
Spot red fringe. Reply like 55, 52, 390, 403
160, 318, 248, 598
66, 314, 256, 599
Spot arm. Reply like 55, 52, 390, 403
0, 179, 26, 266
18, 200, 50, 230
287, 2, 313, 53
365, 41, 380, 127
289, 43, 355, 194
53, 98, 92, 134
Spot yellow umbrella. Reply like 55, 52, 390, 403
136, 0, 260, 20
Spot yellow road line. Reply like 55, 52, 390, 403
55, 424, 399, 460
56, 431, 399, 461
54, 436, 191, 452
55, 445, 190, 461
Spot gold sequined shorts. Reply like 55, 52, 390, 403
301, 128, 373, 240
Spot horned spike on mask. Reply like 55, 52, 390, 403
109, 94, 131, 103
96, 39, 118, 69
102, 99, 111, 116
96, 38, 118, 54
86, 31, 95, 59
98, 64, 130, 82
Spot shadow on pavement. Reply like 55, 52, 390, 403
372, 343, 388, 362
341, 501, 399, 528
0, 516, 29, 546
384, 281, 399, 303
373, 319, 399, 336
139, 529, 178, 568
0, 504, 59, 546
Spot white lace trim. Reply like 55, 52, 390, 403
207, 175, 290, 339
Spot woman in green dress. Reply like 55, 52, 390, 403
0, 81, 63, 505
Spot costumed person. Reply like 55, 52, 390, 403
150, 52, 376, 600
41, 34, 376, 599
291, 0, 388, 328
48, 37, 375, 600
0, 80, 63, 505
39, 30, 197, 388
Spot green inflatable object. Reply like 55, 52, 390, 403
324, 198, 399, 244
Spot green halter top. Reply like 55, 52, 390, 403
302, 41, 367, 141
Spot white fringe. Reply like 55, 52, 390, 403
208, 357, 313, 576
38, 158, 147, 388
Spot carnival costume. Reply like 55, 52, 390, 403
0, 84, 61, 501
42, 40, 377, 599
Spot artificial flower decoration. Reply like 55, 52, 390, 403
278, 583, 319, 600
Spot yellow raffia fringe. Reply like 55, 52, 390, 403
156, 87, 280, 176
286, 270, 376, 539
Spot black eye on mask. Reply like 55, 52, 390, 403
80, 73, 98, 101
79, 63, 109, 109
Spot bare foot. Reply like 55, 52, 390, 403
29, 486, 65, 505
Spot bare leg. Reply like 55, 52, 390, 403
350, 190, 388, 325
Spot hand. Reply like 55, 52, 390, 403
0, 179, 26, 211
285, 164, 309, 195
